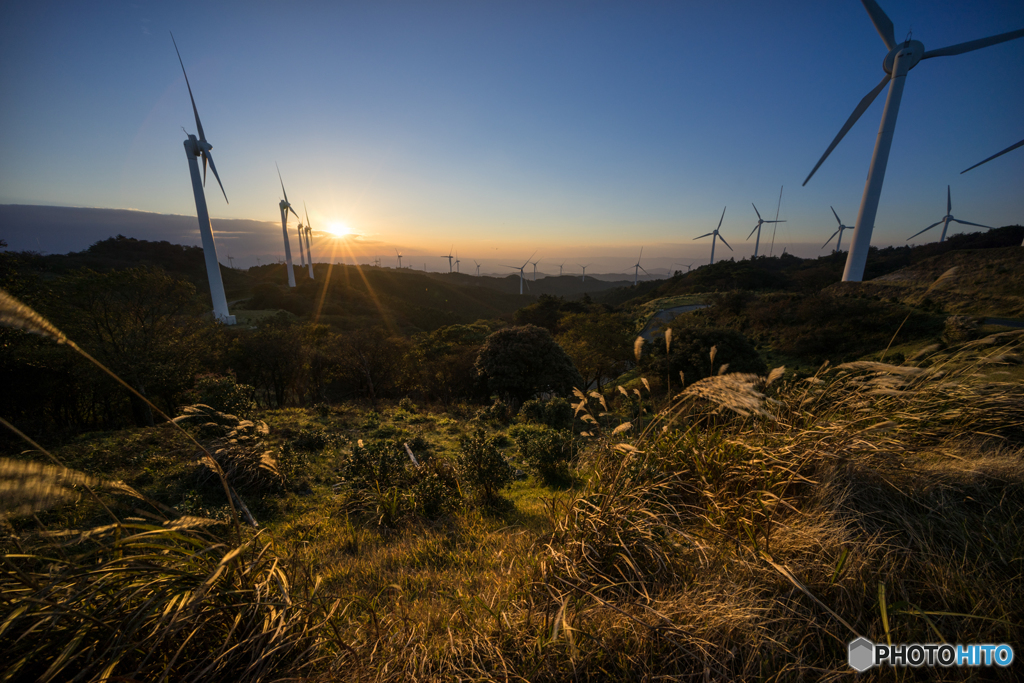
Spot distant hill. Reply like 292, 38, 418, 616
616, 225, 1024, 309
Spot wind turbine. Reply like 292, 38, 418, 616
226, 255, 234, 269
907, 186, 993, 244
276, 164, 299, 287
303, 202, 315, 278
170, 33, 234, 324
558, 261, 566, 276
440, 247, 454, 273
674, 262, 693, 274
962, 138, 1024, 175
802, 0, 1024, 282
822, 206, 854, 252
395, 248, 403, 269
454, 251, 461, 273
474, 260, 481, 276
694, 207, 732, 265
748, 204, 785, 258
630, 248, 649, 286
530, 257, 542, 281
502, 252, 535, 295
579, 264, 592, 282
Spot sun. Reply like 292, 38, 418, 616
327, 221, 351, 238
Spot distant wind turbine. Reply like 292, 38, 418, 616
303, 202, 314, 279
748, 204, 784, 258
502, 252, 536, 294
226, 255, 234, 269
395, 248, 403, 269
674, 262, 693, 273
907, 186, 993, 244
694, 207, 732, 265
822, 206, 854, 252
170, 33, 234, 324
474, 260, 481, 276
440, 246, 454, 273
961, 138, 1024, 175
630, 248, 649, 286
558, 261, 566, 276
802, 0, 1024, 282
296, 219, 307, 269
276, 164, 299, 288
579, 264, 592, 282
531, 257, 541, 281
455, 251, 461, 273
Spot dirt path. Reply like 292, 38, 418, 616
639, 304, 709, 341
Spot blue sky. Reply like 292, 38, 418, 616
1, 0, 1022, 272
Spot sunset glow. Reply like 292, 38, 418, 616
327, 222, 352, 239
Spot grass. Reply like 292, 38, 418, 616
3, 289, 1024, 680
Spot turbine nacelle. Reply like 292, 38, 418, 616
882, 40, 924, 75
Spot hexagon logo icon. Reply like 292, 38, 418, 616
848, 637, 875, 672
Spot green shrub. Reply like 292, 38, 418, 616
456, 428, 514, 500
290, 427, 333, 452
192, 374, 258, 419
413, 459, 463, 519
519, 396, 574, 430
508, 423, 574, 487
398, 397, 417, 412
339, 439, 410, 491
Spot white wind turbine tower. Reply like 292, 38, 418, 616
440, 247, 454, 273
296, 218, 307, 269
907, 186, 993, 244
579, 264, 592, 282
455, 252, 461, 273
395, 248, 403, 269
502, 252, 535, 295
630, 248, 649, 286
822, 207, 854, 252
694, 207, 732, 265
474, 260, 481, 276
803, 0, 1024, 282
531, 257, 542, 281
170, 34, 234, 324
276, 164, 299, 287
558, 261, 566, 276
748, 204, 784, 258
303, 203, 315, 279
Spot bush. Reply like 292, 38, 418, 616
192, 375, 258, 419
943, 315, 978, 344
508, 424, 574, 487
290, 428, 333, 452
413, 459, 463, 519
519, 396, 574, 430
475, 325, 584, 408
456, 428, 514, 500
339, 439, 410, 491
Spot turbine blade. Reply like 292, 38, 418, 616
747, 224, 759, 240
204, 151, 228, 203
276, 163, 290, 204
765, 220, 785, 224
803, 74, 890, 186
304, 201, 311, 228
717, 206, 726, 229
170, 32, 206, 142
831, 205, 842, 226
752, 203, 762, 221
822, 229, 841, 249
923, 28, 1024, 59
693, 232, 713, 240
952, 219, 994, 230
861, 0, 896, 50
718, 234, 733, 251
639, 265, 650, 275
947, 185, 951, 213
907, 221, 943, 240
289, 205, 300, 219
961, 138, 1024, 173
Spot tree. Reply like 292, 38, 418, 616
46, 267, 212, 426
475, 325, 583, 408
556, 311, 632, 391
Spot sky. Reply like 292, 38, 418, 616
1, 0, 1022, 274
